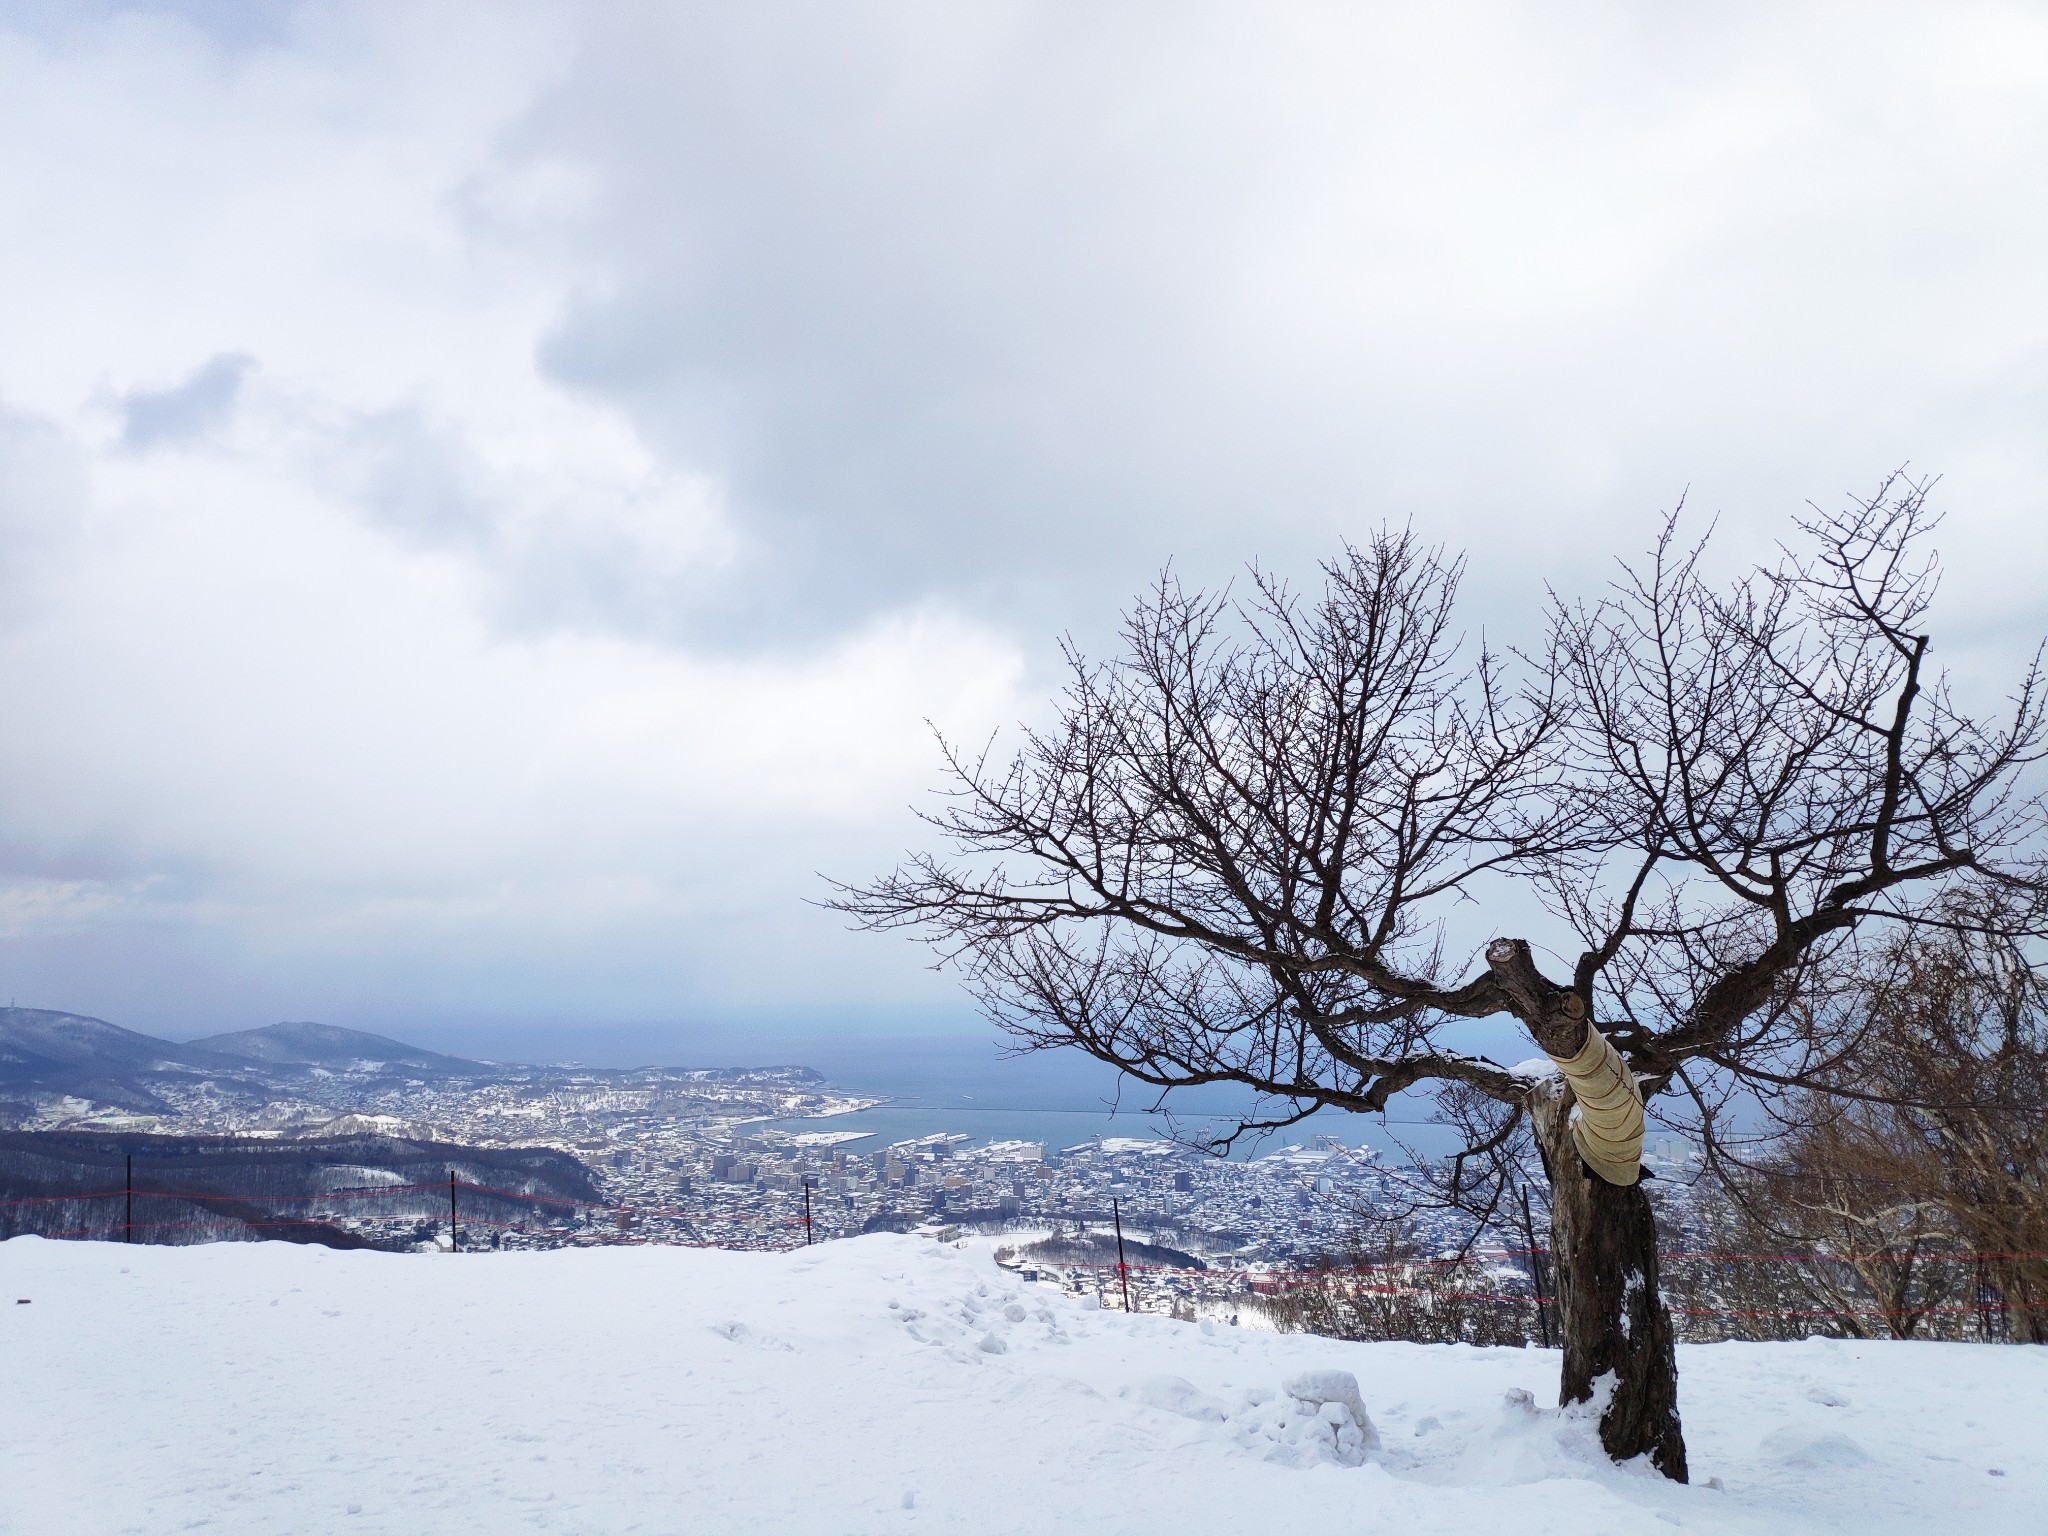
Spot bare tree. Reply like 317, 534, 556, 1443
1701, 909, 2048, 1342
1704, 1108, 1968, 1340
1869, 912, 2048, 1340
830, 476, 2046, 1478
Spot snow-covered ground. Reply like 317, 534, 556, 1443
3, 1235, 2042, 1535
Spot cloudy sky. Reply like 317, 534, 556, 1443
0, 1, 2044, 1057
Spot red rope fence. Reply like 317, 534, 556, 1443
10, 1176, 2048, 1265
7, 1178, 2047, 1333
0, 1175, 817, 1250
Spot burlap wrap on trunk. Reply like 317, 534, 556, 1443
1547, 1025, 1644, 1186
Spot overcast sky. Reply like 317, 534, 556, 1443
0, 1, 2044, 1055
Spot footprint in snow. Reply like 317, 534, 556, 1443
709, 1320, 793, 1351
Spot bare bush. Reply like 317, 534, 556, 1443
1665, 916, 2048, 1342
1252, 1216, 1538, 1346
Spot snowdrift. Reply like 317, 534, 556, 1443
2, 1233, 2042, 1534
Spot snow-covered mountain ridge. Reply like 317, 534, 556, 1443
2, 1233, 2041, 1534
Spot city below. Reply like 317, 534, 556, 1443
0, 1007, 1697, 1310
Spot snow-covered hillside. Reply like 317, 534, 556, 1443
2, 1235, 2041, 1535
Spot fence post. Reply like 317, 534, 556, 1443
125, 1154, 134, 1245
802, 1179, 813, 1246
448, 1171, 458, 1253
1518, 1185, 1550, 1348
1112, 1198, 1133, 1313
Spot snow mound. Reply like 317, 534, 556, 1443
1759, 1424, 1872, 1468
1123, 1374, 1229, 1422
1118, 1370, 1375, 1465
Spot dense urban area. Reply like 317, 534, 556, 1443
13, 1022, 1697, 1311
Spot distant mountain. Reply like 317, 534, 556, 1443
0, 1008, 488, 1117
0, 1008, 240, 1111
0, 1007, 233, 1075
186, 1021, 481, 1076
0, 1004, 827, 1123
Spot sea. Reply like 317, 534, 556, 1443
416, 1018, 1475, 1163
758, 1033, 1467, 1161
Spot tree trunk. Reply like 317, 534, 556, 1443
1530, 1079, 1688, 1480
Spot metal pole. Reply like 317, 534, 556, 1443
1112, 1198, 1133, 1313
448, 1171, 458, 1253
802, 1179, 813, 1246
126, 1154, 134, 1244
1519, 1185, 1550, 1348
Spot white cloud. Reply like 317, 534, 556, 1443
0, 3, 1027, 1031
507, 5, 2048, 634
0, 1, 2042, 1038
